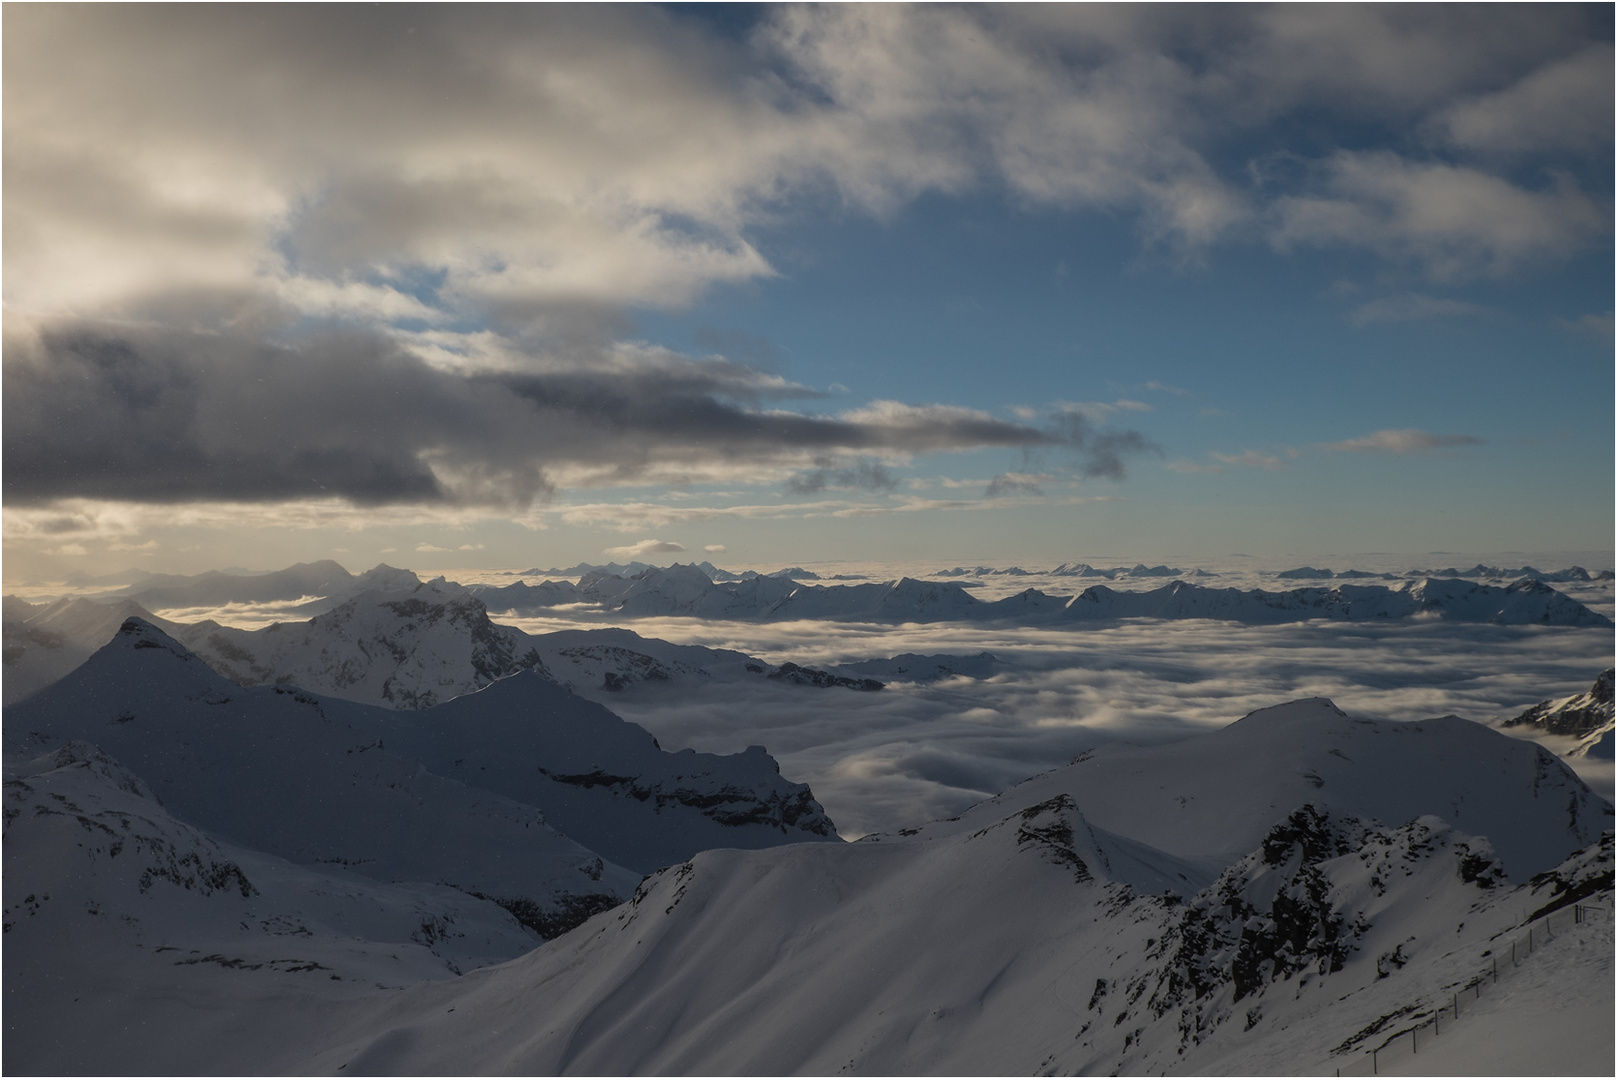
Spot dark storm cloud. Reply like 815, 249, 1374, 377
2, 324, 1155, 508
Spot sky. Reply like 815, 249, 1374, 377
4, 4, 1613, 581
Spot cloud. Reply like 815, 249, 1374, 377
3, 324, 1159, 509
1439, 43, 1614, 155
1272, 152, 1605, 280
1210, 450, 1285, 470
1167, 449, 1285, 474
513, 610, 1615, 836
603, 538, 687, 559
787, 458, 900, 494
1323, 429, 1484, 454
10, 5, 1601, 330
1348, 293, 1491, 326
1555, 311, 1615, 342
2, 5, 1604, 539
984, 472, 1050, 497
704, 544, 727, 554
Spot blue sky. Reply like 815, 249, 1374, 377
3, 4, 1612, 578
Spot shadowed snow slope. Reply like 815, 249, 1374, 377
4, 741, 544, 985
2, 595, 177, 704
379, 669, 839, 874
4, 620, 638, 931
906, 698, 1611, 879
5, 619, 836, 880
284, 711, 1613, 1075
5, 691, 1611, 1075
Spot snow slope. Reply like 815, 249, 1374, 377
5, 690, 1611, 1075
4, 741, 542, 982
905, 699, 1610, 879
1502, 668, 1616, 760
2, 595, 175, 704
174, 577, 546, 709
5, 620, 640, 934
7, 618, 837, 878
282, 701, 1614, 1075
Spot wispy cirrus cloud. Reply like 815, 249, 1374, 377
1322, 428, 1484, 454
1348, 292, 1492, 326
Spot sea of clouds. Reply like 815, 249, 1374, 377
498, 612, 1614, 838
95, 550, 1616, 839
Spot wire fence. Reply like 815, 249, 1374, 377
1332, 900, 1611, 1076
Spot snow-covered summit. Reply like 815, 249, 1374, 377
1503, 669, 1615, 760
9, 618, 838, 877
265, 699, 1614, 1077
5, 619, 639, 933
472, 565, 1610, 626
896, 697, 1610, 879
176, 576, 544, 709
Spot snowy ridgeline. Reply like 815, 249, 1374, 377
5, 619, 837, 918
6, 561, 1607, 706
1, 577, 888, 707
467, 563, 1615, 625
10, 557, 1612, 627
5, 683, 1613, 1075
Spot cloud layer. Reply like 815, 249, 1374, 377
3, 5, 1608, 525
522, 614, 1615, 837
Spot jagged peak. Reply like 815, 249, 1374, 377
111, 617, 196, 661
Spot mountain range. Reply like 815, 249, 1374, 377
469, 564, 1613, 627
8, 690, 1610, 1074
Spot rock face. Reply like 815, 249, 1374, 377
1502, 669, 1616, 759
1504, 669, 1615, 738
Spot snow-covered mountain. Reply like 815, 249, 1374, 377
1503, 669, 1615, 760
2, 594, 178, 704
5, 741, 545, 983
7, 618, 837, 878
275, 700, 1611, 1075
1275, 564, 1610, 583
6, 690, 1611, 1074
174, 577, 546, 709
472, 564, 1613, 627
1056, 576, 1613, 627
6, 620, 640, 932
7, 573, 892, 714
